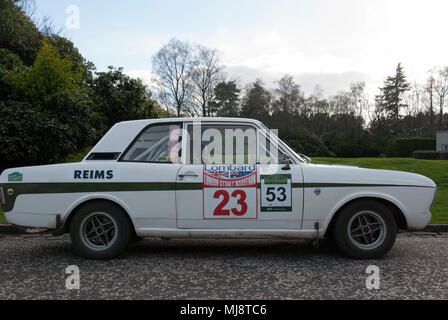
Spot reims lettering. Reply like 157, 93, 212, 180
74, 170, 113, 180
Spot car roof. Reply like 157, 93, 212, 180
115, 117, 262, 125
85, 117, 263, 158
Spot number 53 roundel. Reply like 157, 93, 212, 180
203, 165, 258, 219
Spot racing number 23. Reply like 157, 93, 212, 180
213, 190, 247, 216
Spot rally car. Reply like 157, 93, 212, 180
0, 117, 436, 259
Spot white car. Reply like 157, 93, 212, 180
0, 117, 436, 259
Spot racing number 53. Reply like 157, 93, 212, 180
213, 190, 247, 216
266, 187, 287, 202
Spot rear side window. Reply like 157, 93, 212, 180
121, 123, 182, 163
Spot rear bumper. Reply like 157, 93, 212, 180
4, 212, 58, 229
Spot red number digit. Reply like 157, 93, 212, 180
213, 189, 248, 217
213, 190, 230, 215
231, 190, 247, 216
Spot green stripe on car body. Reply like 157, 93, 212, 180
0, 182, 200, 212
0, 181, 433, 213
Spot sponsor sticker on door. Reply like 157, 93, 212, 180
260, 174, 292, 212
68, 169, 120, 182
8, 172, 23, 182
203, 165, 258, 219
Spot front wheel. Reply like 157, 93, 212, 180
332, 200, 397, 259
69, 201, 132, 259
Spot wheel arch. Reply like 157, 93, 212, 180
323, 195, 408, 238
60, 195, 137, 235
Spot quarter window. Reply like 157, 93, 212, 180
121, 123, 182, 163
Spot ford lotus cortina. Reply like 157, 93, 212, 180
0, 118, 436, 259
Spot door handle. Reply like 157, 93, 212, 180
178, 172, 199, 178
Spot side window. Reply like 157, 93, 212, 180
258, 132, 289, 165
121, 123, 182, 163
186, 124, 257, 165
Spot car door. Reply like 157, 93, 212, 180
119, 122, 183, 230
176, 121, 303, 230
256, 129, 304, 229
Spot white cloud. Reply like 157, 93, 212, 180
124, 70, 153, 85
125, 0, 448, 101
200, 0, 448, 98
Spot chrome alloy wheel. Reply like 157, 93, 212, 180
347, 211, 386, 250
80, 212, 118, 251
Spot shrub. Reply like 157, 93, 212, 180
283, 129, 335, 157
1, 41, 98, 169
386, 137, 435, 157
0, 100, 77, 170
413, 150, 448, 160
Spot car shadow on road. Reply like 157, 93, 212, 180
0, 235, 351, 262
122, 238, 344, 260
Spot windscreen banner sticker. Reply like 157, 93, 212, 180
260, 174, 292, 212
203, 165, 257, 219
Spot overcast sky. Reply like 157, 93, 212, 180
34, 0, 448, 98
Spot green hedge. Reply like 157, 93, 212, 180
386, 137, 435, 157
413, 150, 448, 160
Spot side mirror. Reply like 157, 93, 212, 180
299, 153, 312, 164
281, 154, 291, 170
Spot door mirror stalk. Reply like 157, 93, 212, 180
281, 154, 291, 170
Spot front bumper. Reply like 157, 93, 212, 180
406, 210, 432, 230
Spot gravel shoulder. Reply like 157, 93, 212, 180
0, 233, 447, 300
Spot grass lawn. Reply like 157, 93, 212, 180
313, 157, 448, 224
1, 156, 446, 224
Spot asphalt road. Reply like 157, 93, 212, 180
0, 232, 447, 300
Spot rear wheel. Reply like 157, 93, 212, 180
332, 200, 397, 259
69, 201, 132, 259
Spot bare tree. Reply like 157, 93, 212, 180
403, 82, 422, 116
307, 85, 326, 116
272, 75, 304, 114
15, 0, 36, 17
152, 38, 193, 116
434, 67, 448, 129
190, 45, 223, 116
328, 82, 367, 117
422, 72, 436, 129
349, 82, 369, 119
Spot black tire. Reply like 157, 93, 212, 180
131, 234, 144, 243
332, 200, 397, 259
69, 201, 132, 259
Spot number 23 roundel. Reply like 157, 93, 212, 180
203, 165, 257, 219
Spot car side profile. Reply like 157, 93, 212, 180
0, 117, 436, 259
